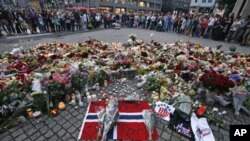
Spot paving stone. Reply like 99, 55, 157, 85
166, 127, 173, 134
64, 114, 72, 120
67, 126, 76, 133
26, 127, 37, 136
69, 108, 75, 113
58, 129, 66, 137
30, 132, 41, 140
63, 122, 71, 129
0, 131, 10, 138
223, 135, 230, 141
48, 135, 59, 141
22, 124, 33, 131
53, 115, 63, 121
72, 111, 79, 116
58, 118, 66, 125
69, 117, 78, 124
45, 130, 54, 138
34, 122, 44, 129
180, 136, 190, 141
61, 110, 69, 117
157, 128, 163, 135
11, 129, 24, 138
76, 114, 84, 120
48, 121, 57, 128
73, 120, 82, 128
171, 135, 181, 141
62, 133, 72, 140
224, 116, 232, 122
172, 132, 181, 137
161, 131, 171, 140
68, 139, 75, 141
44, 118, 53, 125
53, 125, 61, 132
210, 124, 219, 132
157, 122, 164, 130
15, 134, 27, 141
39, 126, 49, 134
9, 126, 19, 133
159, 137, 168, 141
1, 135, 12, 141
71, 131, 79, 139
220, 128, 229, 136
213, 131, 223, 140
36, 136, 45, 141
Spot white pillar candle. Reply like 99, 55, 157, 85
87, 95, 92, 103
91, 94, 98, 102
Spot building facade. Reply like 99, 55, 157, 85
65, 0, 163, 13
172, 0, 191, 13
189, 0, 216, 14
232, 0, 250, 18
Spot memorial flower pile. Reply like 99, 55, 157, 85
0, 36, 250, 133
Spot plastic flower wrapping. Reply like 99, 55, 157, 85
101, 98, 119, 141
142, 109, 157, 140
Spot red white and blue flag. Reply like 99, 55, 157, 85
78, 101, 158, 140
154, 101, 175, 121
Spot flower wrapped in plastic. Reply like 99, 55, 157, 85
102, 98, 119, 141
142, 109, 157, 140
95, 106, 106, 140
232, 85, 249, 115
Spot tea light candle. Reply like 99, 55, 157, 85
26, 108, 33, 118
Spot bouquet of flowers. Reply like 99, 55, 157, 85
199, 70, 235, 92
142, 109, 157, 140
101, 98, 119, 141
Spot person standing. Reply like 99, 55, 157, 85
203, 14, 215, 38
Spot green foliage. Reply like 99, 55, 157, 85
229, 46, 236, 52
32, 93, 48, 113
129, 34, 137, 42
95, 70, 108, 86
47, 81, 65, 99
71, 72, 87, 92
145, 76, 163, 93
244, 96, 250, 110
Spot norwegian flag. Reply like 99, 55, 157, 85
78, 101, 158, 140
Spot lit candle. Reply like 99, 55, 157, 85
50, 108, 58, 117
26, 108, 33, 118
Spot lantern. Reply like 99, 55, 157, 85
26, 108, 33, 118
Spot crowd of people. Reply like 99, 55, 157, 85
0, 7, 250, 46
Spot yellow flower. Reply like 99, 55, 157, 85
89, 71, 95, 78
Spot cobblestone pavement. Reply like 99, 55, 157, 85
0, 80, 250, 141
0, 29, 250, 141
0, 28, 249, 53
